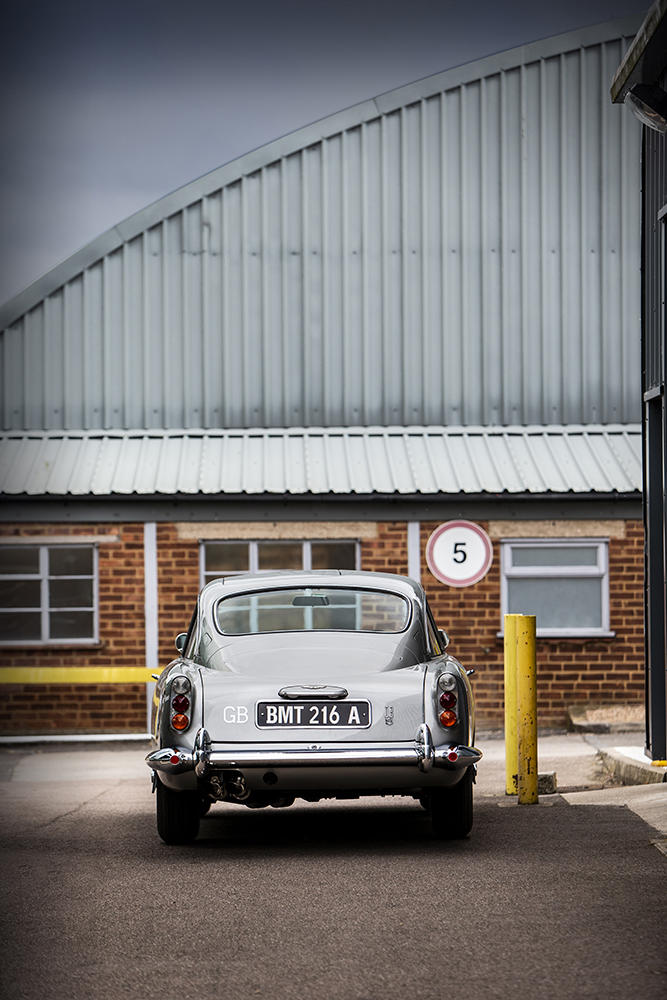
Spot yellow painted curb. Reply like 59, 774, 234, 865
0, 668, 155, 684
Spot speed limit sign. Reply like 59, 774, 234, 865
426, 520, 493, 587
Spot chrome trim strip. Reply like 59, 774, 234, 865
278, 685, 349, 700
416, 722, 434, 772
196, 743, 482, 770
145, 725, 483, 776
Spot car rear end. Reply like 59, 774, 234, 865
146, 571, 481, 841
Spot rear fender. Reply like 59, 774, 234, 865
423, 656, 472, 747
153, 660, 203, 748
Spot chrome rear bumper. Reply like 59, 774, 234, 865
146, 724, 482, 777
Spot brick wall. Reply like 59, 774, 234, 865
360, 522, 409, 576
0, 517, 645, 733
419, 520, 645, 729
0, 523, 146, 733
156, 523, 201, 666
0, 683, 146, 732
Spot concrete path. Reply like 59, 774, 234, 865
477, 730, 667, 842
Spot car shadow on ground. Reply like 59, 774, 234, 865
196, 797, 437, 851
4, 788, 663, 867
149, 791, 663, 861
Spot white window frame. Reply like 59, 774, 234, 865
199, 539, 360, 588
500, 538, 612, 638
0, 543, 99, 646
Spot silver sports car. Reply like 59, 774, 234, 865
146, 570, 481, 843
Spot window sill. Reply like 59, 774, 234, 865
0, 641, 103, 651
496, 631, 616, 640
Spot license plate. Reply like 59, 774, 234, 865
256, 700, 371, 729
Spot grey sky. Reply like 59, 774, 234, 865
0, 0, 648, 306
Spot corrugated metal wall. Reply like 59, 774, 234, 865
0, 25, 642, 432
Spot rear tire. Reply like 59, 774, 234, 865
156, 781, 201, 844
429, 768, 473, 839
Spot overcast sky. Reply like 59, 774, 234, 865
0, 0, 648, 306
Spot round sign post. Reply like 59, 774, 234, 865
426, 521, 493, 587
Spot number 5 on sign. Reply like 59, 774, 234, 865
452, 542, 467, 563
426, 521, 493, 587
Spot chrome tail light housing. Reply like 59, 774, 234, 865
170, 674, 192, 732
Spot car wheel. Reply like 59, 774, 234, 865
156, 781, 201, 844
429, 768, 473, 839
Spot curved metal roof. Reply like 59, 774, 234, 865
0, 18, 642, 434
0, 17, 639, 330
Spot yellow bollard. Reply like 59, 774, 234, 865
516, 614, 538, 804
504, 614, 519, 795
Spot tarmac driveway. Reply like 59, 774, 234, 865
0, 739, 665, 1000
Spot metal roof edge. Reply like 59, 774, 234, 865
0, 495, 643, 524
0, 423, 643, 442
0, 489, 642, 503
0, 17, 639, 331
374, 17, 640, 115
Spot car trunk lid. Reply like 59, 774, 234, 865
200, 666, 426, 743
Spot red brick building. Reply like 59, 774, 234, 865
0, 21, 646, 735
0, 427, 643, 735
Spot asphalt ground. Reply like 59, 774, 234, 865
0, 734, 665, 1000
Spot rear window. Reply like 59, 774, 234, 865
214, 587, 410, 635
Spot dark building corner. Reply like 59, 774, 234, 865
612, 0, 667, 759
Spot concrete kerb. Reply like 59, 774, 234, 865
565, 706, 667, 787
589, 738, 667, 786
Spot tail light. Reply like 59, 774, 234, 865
439, 709, 457, 727
437, 672, 457, 692
436, 671, 458, 729
170, 675, 192, 732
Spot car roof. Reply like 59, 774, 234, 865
200, 570, 425, 604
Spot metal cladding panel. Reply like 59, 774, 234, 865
0, 22, 642, 433
0, 426, 642, 497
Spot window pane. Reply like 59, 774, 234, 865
257, 542, 302, 570
214, 604, 251, 633
311, 542, 356, 569
0, 547, 39, 574
49, 547, 93, 576
49, 579, 93, 609
507, 578, 602, 629
255, 606, 306, 632
0, 579, 41, 608
0, 612, 41, 641
49, 611, 94, 640
215, 588, 409, 634
312, 605, 357, 630
205, 543, 249, 574
512, 546, 598, 567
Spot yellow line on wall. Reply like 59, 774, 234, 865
0, 668, 156, 684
